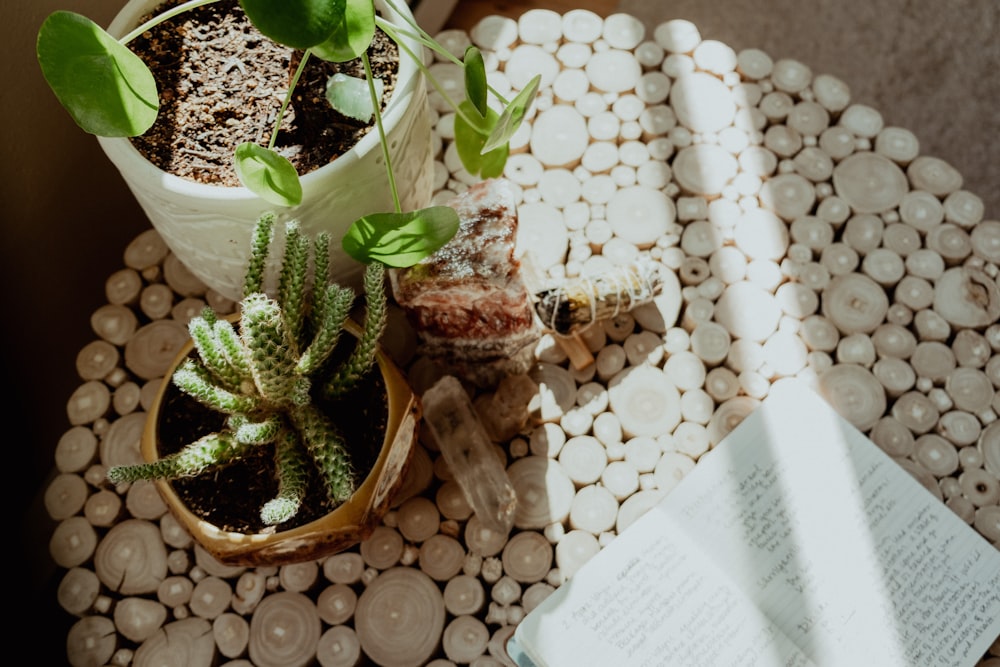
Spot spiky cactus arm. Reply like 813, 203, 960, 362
173, 360, 260, 414
278, 222, 310, 348
323, 261, 387, 399
213, 318, 254, 389
297, 283, 355, 377
199, 307, 218, 327
290, 404, 356, 503
311, 232, 332, 322
243, 212, 275, 297
188, 312, 245, 392
107, 431, 250, 483
260, 429, 310, 525
240, 293, 300, 404
229, 414, 284, 445
289, 376, 312, 407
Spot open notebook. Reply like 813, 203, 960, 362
509, 379, 1000, 667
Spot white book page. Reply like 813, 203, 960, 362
661, 379, 1000, 666
511, 502, 815, 667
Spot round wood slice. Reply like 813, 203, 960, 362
94, 519, 168, 595
354, 567, 446, 667
247, 592, 321, 667
66, 616, 118, 667
133, 617, 215, 667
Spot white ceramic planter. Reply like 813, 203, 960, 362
98, 0, 435, 300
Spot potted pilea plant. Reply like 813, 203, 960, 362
37, 0, 540, 299
107, 211, 419, 566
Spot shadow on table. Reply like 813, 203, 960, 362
617, 0, 1000, 219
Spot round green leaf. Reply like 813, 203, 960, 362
239, 0, 346, 50
234, 143, 303, 207
342, 207, 460, 267
454, 101, 509, 179
463, 46, 488, 117
326, 73, 383, 122
311, 0, 375, 63
36, 11, 159, 137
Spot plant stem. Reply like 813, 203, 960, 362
120, 0, 219, 44
363, 51, 401, 214
375, 11, 511, 106
378, 0, 449, 63
268, 49, 313, 151
375, 21, 475, 129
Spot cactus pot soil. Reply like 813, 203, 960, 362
141, 320, 421, 566
154, 352, 388, 535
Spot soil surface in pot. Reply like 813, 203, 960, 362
157, 341, 389, 534
129, 0, 400, 186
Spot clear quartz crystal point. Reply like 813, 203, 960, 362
422, 376, 517, 534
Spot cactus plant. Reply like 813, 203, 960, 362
107, 211, 390, 527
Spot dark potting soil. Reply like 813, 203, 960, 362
128, 0, 400, 186
157, 342, 389, 534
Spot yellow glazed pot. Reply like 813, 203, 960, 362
141, 320, 420, 567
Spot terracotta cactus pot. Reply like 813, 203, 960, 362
141, 319, 420, 566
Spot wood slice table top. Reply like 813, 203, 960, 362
44, 11, 1000, 667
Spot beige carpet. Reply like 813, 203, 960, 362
617, 0, 999, 219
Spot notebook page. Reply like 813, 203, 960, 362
659, 379, 1000, 666
509, 500, 815, 667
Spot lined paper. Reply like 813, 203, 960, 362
511, 379, 1000, 667
662, 380, 1000, 665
